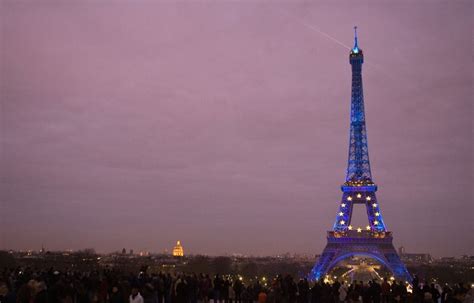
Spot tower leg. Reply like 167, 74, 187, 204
310, 235, 412, 283
383, 251, 412, 282
310, 246, 337, 280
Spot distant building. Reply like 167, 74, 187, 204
398, 246, 406, 255
402, 253, 432, 263
172, 241, 184, 257
399, 247, 432, 263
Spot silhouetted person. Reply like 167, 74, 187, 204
381, 278, 391, 303
110, 286, 125, 303
129, 287, 143, 303
213, 275, 224, 303
297, 279, 309, 303
233, 279, 243, 303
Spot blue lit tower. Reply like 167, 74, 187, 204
309, 27, 411, 282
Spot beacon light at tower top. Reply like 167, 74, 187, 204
351, 26, 360, 54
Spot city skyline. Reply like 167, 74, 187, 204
1, 1, 472, 257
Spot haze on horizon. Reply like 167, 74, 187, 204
1, 1, 472, 257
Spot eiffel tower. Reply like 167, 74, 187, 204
309, 27, 411, 282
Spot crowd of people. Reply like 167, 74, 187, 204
0, 268, 472, 303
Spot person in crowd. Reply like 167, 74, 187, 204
129, 287, 144, 303
232, 279, 242, 303
380, 278, 391, 303
257, 290, 267, 303
227, 281, 235, 303
213, 275, 223, 303
34, 282, 48, 303
338, 281, 348, 303
110, 286, 125, 303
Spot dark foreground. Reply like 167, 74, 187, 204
1, 268, 472, 303
1, 250, 473, 303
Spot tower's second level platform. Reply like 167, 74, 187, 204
341, 180, 377, 192
327, 230, 393, 243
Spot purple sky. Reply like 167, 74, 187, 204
1, 1, 472, 257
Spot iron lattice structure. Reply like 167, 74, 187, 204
310, 28, 411, 282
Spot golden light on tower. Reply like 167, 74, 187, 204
172, 240, 184, 257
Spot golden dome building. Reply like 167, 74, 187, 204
172, 240, 184, 257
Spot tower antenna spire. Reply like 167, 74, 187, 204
353, 26, 359, 52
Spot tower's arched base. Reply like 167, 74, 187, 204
310, 231, 411, 283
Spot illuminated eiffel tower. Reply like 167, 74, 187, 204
309, 27, 411, 282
